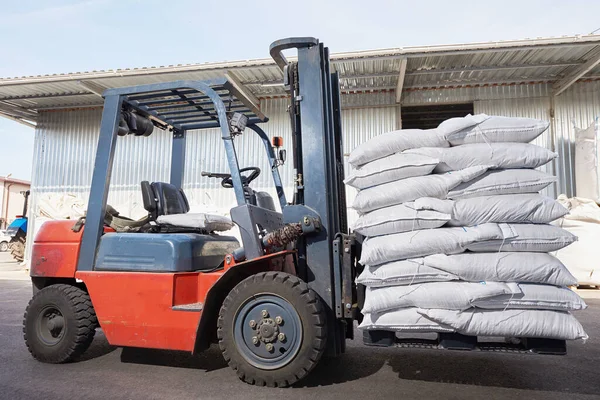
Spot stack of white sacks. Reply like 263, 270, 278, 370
346, 114, 588, 341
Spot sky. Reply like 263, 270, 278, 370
2, 0, 600, 181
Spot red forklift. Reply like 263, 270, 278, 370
23, 37, 566, 387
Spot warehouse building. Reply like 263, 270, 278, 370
0, 34, 599, 261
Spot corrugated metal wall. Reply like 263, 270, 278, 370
403, 82, 600, 198
554, 81, 600, 196
26, 83, 600, 261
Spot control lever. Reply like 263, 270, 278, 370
201, 171, 231, 179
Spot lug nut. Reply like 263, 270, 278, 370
275, 316, 283, 325
261, 310, 269, 318
266, 343, 274, 352
278, 333, 286, 342
249, 320, 256, 328
252, 337, 259, 345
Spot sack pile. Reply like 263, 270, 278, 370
554, 195, 600, 286
346, 114, 588, 341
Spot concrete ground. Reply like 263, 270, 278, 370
0, 251, 598, 400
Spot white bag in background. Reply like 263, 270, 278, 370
445, 116, 549, 146
554, 195, 600, 285
356, 258, 459, 287
351, 203, 449, 237
353, 165, 489, 213
420, 308, 588, 340
362, 281, 517, 314
405, 142, 557, 173
468, 223, 577, 253
574, 122, 600, 202
358, 308, 452, 332
345, 153, 439, 189
448, 169, 556, 199
472, 283, 587, 311
361, 223, 504, 266
415, 194, 568, 226
348, 128, 448, 167
424, 252, 577, 286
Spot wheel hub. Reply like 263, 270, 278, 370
36, 306, 66, 345
256, 318, 279, 343
234, 294, 303, 370
47, 314, 65, 336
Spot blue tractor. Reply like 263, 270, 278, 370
6, 190, 29, 262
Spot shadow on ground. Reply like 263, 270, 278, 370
76, 330, 117, 362
121, 345, 228, 372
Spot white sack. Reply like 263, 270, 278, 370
156, 213, 234, 232
448, 169, 556, 200
554, 196, 600, 285
353, 165, 489, 213
358, 308, 452, 332
362, 281, 517, 314
405, 143, 557, 173
37, 193, 87, 220
348, 128, 448, 167
473, 283, 587, 311
574, 122, 600, 202
345, 153, 439, 189
415, 194, 568, 226
468, 223, 577, 253
437, 114, 489, 136
360, 223, 504, 266
445, 115, 549, 146
420, 308, 588, 340
356, 258, 459, 287
351, 203, 449, 237
424, 252, 577, 286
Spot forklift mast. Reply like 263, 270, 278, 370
270, 38, 355, 354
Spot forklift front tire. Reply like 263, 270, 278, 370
23, 284, 98, 363
217, 271, 327, 387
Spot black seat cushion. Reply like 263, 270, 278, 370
141, 181, 190, 219
141, 181, 157, 219
152, 182, 190, 215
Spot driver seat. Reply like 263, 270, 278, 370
141, 181, 234, 232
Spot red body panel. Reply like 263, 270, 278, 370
77, 251, 296, 352
30, 220, 114, 278
33, 221, 297, 352
77, 271, 219, 351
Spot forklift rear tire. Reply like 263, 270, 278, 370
9, 234, 26, 263
217, 271, 327, 387
23, 284, 98, 363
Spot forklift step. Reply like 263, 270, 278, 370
172, 302, 204, 312
362, 330, 567, 355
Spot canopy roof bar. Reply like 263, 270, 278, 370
160, 104, 246, 118
179, 116, 264, 130
104, 78, 267, 132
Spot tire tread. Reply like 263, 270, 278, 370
23, 284, 97, 363
217, 271, 327, 387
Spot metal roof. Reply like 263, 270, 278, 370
2, 34, 600, 127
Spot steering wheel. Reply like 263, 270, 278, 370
221, 167, 261, 188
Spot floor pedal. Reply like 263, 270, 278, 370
172, 302, 204, 311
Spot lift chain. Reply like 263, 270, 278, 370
262, 223, 303, 249
262, 216, 321, 250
